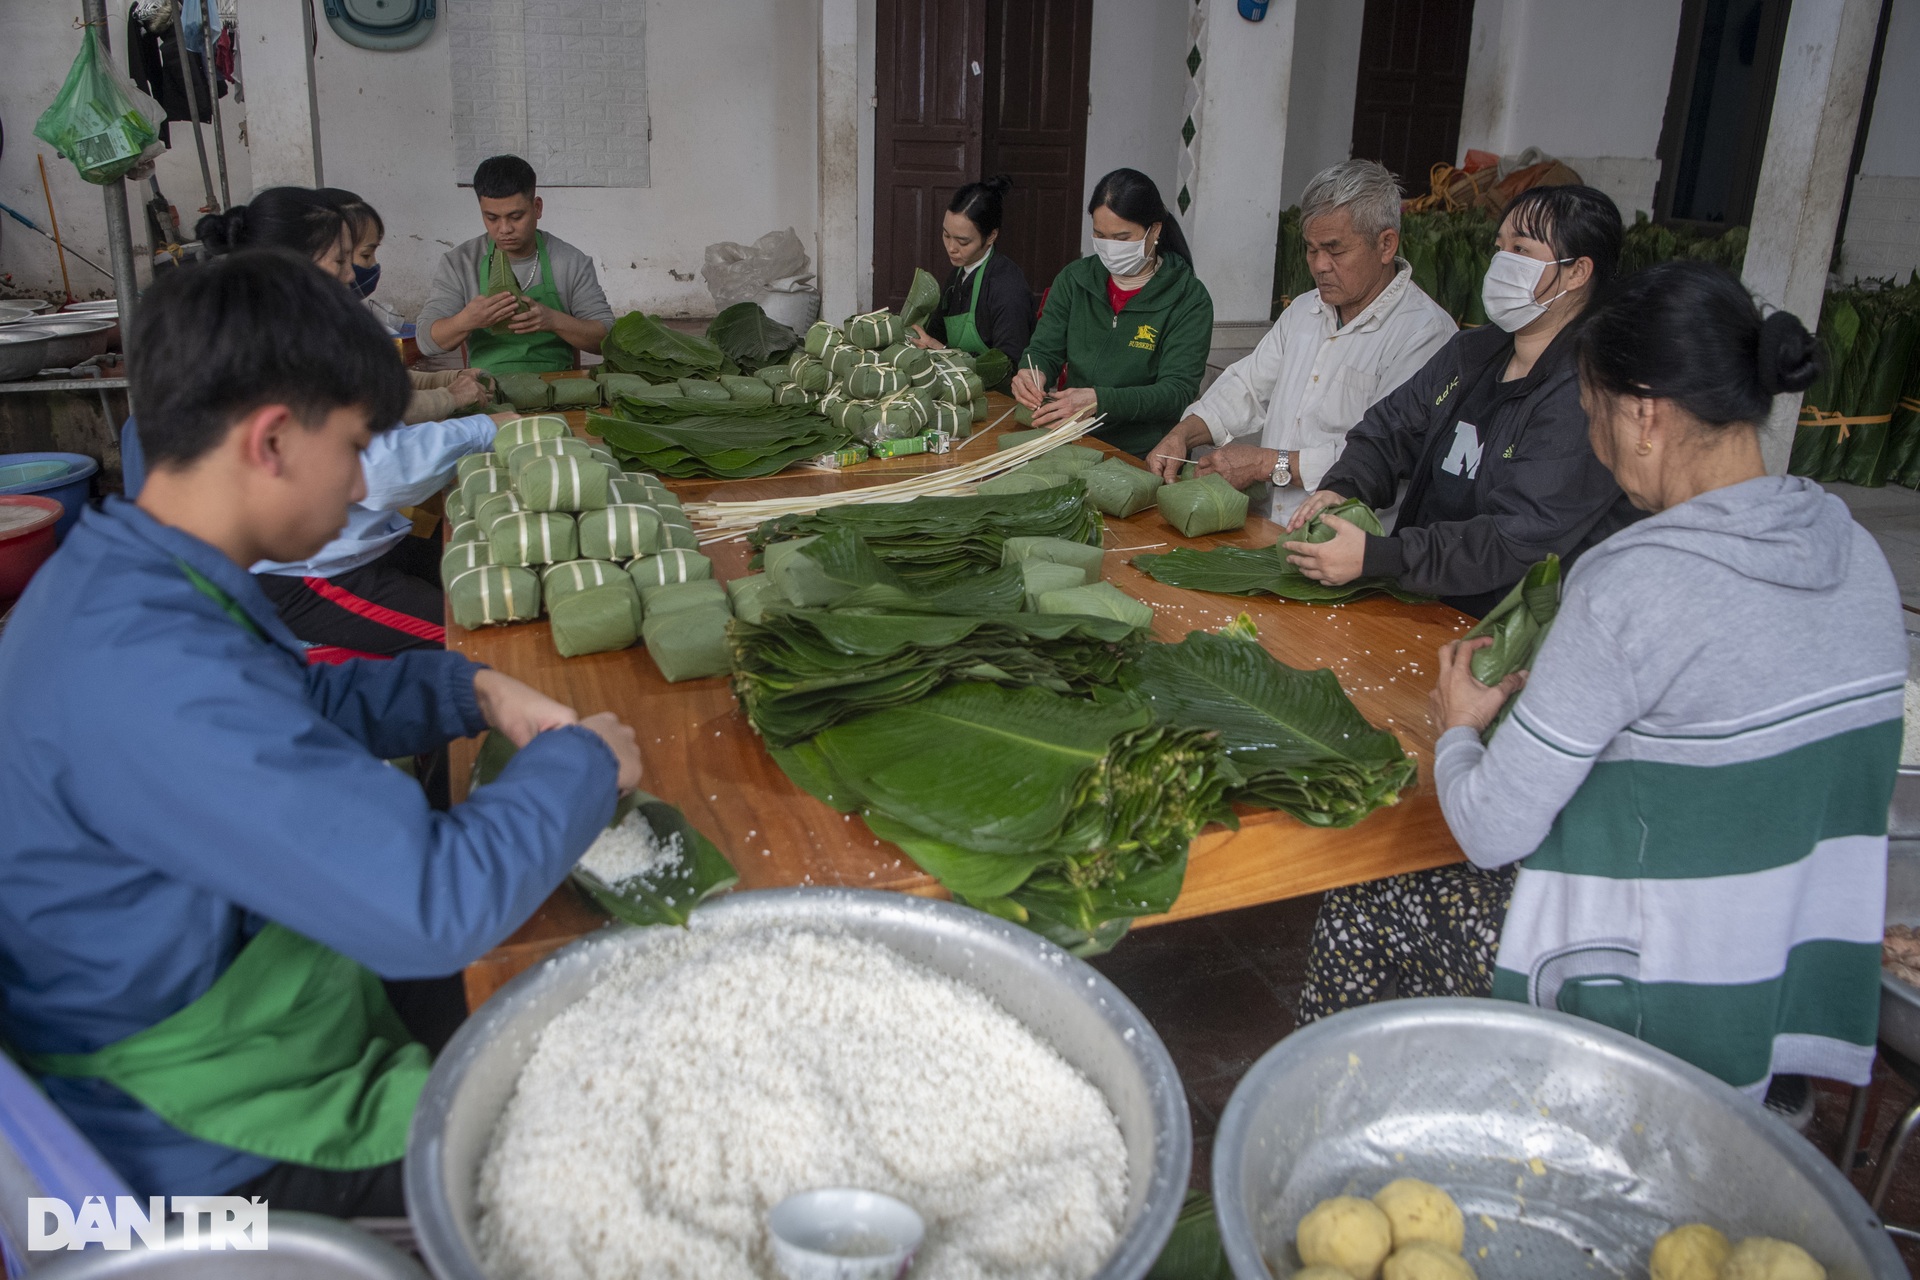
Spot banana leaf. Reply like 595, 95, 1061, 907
600, 311, 734, 381
771, 683, 1232, 951
898, 267, 943, 331
1036, 582, 1154, 630
706, 301, 801, 372
1133, 499, 1429, 605
1146, 1192, 1233, 1280
483, 242, 528, 336
1888, 346, 1920, 490
1462, 554, 1560, 740
1126, 626, 1415, 828
730, 603, 1142, 745
757, 526, 1029, 619
751, 480, 1103, 587
1838, 279, 1920, 487
590, 404, 848, 479
1271, 206, 1311, 321
472, 731, 736, 927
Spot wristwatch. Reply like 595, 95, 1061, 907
1270, 450, 1292, 489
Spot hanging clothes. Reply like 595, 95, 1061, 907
126, 7, 225, 146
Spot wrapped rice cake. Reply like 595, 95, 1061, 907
550, 582, 643, 657
443, 489, 469, 527
1022, 444, 1105, 476
490, 511, 578, 567
458, 466, 512, 510
449, 565, 541, 630
497, 373, 555, 412
441, 540, 492, 580
455, 452, 502, 483
1156, 474, 1250, 537
541, 558, 628, 607
517, 456, 611, 514
579, 504, 663, 561
642, 603, 732, 682
493, 415, 570, 451
1082, 457, 1163, 517
1001, 535, 1106, 581
639, 578, 728, 617
1036, 581, 1154, 630
471, 490, 524, 530
595, 371, 654, 399
549, 377, 603, 409
719, 374, 773, 404
505, 435, 593, 474
676, 378, 733, 402
1019, 559, 1088, 610
628, 548, 714, 592
725, 572, 789, 624
448, 519, 484, 545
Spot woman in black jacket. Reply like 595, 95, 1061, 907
1283, 185, 1640, 616
910, 175, 1034, 375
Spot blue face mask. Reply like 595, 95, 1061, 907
351, 262, 381, 298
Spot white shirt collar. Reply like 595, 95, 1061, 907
1309, 258, 1414, 334
960, 248, 993, 280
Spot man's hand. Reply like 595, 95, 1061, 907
1147, 417, 1212, 482
457, 292, 521, 333
1281, 512, 1366, 586
1430, 636, 1526, 736
1283, 489, 1346, 533
1195, 443, 1280, 491
1011, 368, 1049, 409
580, 711, 643, 791
473, 668, 578, 747
507, 298, 564, 335
909, 324, 946, 351
1033, 385, 1098, 427
446, 370, 487, 410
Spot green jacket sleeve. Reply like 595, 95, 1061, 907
1096, 281, 1213, 428
1023, 277, 1071, 386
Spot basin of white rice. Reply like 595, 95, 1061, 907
474, 920, 1130, 1280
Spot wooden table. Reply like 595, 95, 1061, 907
453, 393, 1472, 1006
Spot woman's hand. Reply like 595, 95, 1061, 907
1281, 513, 1365, 585
446, 369, 487, 410
1284, 489, 1345, 533
1033, 385, 1098, 427
473, 669, 579, 747
580, 711, 644, 791
1011, 368, 1049, 409
1430, 636, 1527, 735
909, 324, 945, 351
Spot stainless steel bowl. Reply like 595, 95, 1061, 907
0, 299, 52, 317
31, 1211, 426, 1277
406, 888, 1191, 1280
1213, 998, 1905, 1279
63, 300, 119, 314
0, 327, 56, 381
29, 316, 117, 367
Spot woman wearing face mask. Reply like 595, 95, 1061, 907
1283, 185, 1639, 616
1012, 168, 1214, 456
908, 175, 1034, 377
322, 189, 488, 425
1298, 261, 1905, 1102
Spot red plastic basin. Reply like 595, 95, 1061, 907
0, 495, 62, 606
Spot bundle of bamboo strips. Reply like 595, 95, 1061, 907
686, 411, 1106, 543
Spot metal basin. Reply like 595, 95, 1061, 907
405, 888, 1190, 1280
28, 316, 117, 367
0, 299, 52, 318
31, 1211, 425, 1277
1214, 998, 1904, 1279
0, 328, 56, 381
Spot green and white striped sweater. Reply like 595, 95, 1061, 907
1435, 476, 1906, 1094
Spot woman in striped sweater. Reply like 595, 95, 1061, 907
1301, 261, 1908, 1096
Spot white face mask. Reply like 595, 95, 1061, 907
1481, 249, 1574, 332
1094, 234, 1152, 278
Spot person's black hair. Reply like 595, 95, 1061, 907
195, 187, 346, 262
1499, 184, 1624, 306
1578, 260, 1821, 429
320, 187, 384, 243
473, 155, 538, 200
131, 251, 409, 470
948, 174, 1013, 238
1087, 168, 1193, 264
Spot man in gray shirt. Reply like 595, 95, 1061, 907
414, 155, 615, 374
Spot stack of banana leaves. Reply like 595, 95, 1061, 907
751, 480, 1103, 587
706, 301, 801, 372
1397, 208, 1497, 326
1888, 344, 1920, 490
1132, 499, 1428, 605
590, 396, 849, 479
1618, 212, 1749, 277
600, 311, 736, 382
1789, 274, 1920, 487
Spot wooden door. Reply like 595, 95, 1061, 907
983, 0, 1093, 300
873, 0, 987, 314
1652, 0, 1792, 230
1348, 0, 1477, 191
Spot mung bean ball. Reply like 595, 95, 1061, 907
1372, 1178, 1465, 1253
1297, 1196, 1393, 1280
1383, 1243, 1477, 1280
1720, 1237, 1826, 1280
1649, 1223, 1731, 1280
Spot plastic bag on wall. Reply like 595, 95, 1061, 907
702, 228, 811, 309
34, 27, 167, 185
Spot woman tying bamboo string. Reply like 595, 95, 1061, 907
1299, 261, 1908, 1101
908, 175, 1034, 375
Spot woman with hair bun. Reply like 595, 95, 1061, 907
196, 187, 354, 284
1298, 260, 1908, 1100
909, 175, 1035, 375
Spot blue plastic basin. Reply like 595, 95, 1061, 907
0, 451, 98, 541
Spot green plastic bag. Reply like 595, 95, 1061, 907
34, 29, 164, 185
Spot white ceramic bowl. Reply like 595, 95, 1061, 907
768, 1188, 924, 1280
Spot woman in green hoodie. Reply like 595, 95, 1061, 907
1014, 169, 1214, 457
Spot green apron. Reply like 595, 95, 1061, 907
468, 232, 575, 375
22, 565, 430, 1170
944, 253, 992, 357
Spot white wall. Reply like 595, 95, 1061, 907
1084, 0, 1190, 257
1840, 0, 1920, 280
1280, 0, 1363, 206
307, 0, 819, 322
1460, 0, 1684, 217
0, 1, 251, 299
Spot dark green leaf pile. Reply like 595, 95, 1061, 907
591, 400, 848, 479
1133, 499, 1428, 605
706, 302, 801, 371
600, 311, 735, 381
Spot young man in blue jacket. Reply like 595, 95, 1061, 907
0, 250, 642, 1216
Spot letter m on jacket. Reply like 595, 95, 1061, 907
1442, 422, 1483, 478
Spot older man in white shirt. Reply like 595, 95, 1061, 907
1149, 160, 1456, 522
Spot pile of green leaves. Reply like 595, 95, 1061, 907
472, 732, 736, 927
1789, 274, 1920, 486
1133, 499, 1428, 605
1127, 625, 1416, 828
774, 683, 1234, 954
1886, 344, 1920, 489
1399, 208, 1498, 326
706, 302, 800, 371
601, 311, 735, 381
1271, 206, 1311, 320
1464, 555, 1560, 740
751, 481, 1103, 587
591, 401, 848, 479
732, 599, 1144, 745
1619, 212, 1749, 277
